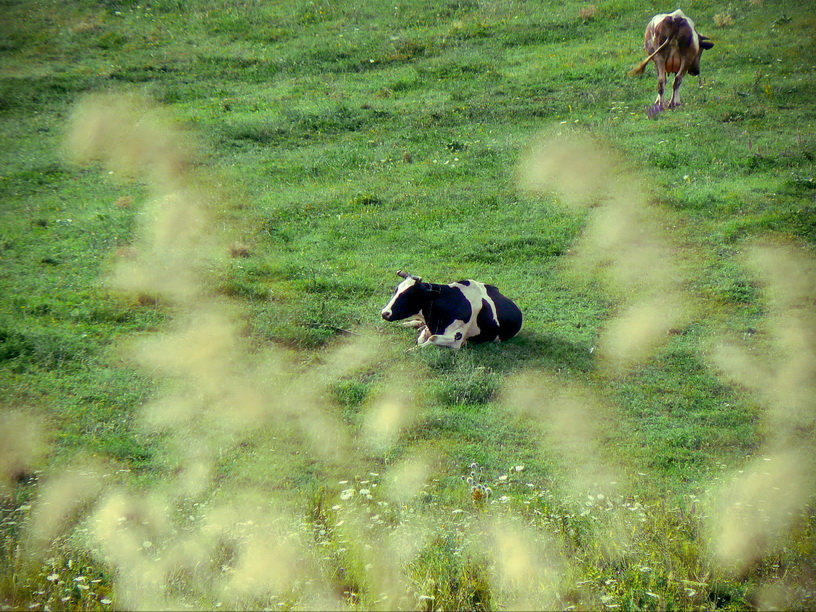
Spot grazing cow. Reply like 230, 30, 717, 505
380, 271, 523, 349
630, 9, 714, 112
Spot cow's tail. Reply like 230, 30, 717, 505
629, 35, 672, 76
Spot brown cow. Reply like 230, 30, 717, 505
630, 10, 714, 113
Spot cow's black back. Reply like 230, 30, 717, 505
424, 284, 472, 335
469, 298, 501, 343
485, 284, 523, 341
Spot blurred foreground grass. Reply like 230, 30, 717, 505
2, 0, 815, 609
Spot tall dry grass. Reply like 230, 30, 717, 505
2, 102, 813, 609
517, 127, 815, 606
519, 129, 694, 374
706, 242, 816, 606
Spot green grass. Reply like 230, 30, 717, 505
2, 0, 815, 609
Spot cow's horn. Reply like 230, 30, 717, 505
396, 270, 421, 282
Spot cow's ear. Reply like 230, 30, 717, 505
700, 37, 714, 50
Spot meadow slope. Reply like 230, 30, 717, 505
1, 0, 815, 609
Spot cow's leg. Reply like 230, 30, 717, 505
424, 320, 469, 349
417, 327, 432, 345
653, 59, 668, 110
669, 65, 687, 108
402, 317, 426, 329
426, 330, 467, 349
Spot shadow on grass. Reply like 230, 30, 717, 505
499, 330, 595, 373
421, 329, 595, 377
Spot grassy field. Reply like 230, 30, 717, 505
1, 0, 815, 609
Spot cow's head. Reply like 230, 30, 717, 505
381, 271, 435, 321
690, 35, 714, 76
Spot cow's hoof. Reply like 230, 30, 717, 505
668, 101, 683, 109
646, 104, 663, 119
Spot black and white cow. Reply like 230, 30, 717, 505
380, 271, 523, 349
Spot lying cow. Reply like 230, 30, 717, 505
380, 271, 522, 349
630, 9, 714, 113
